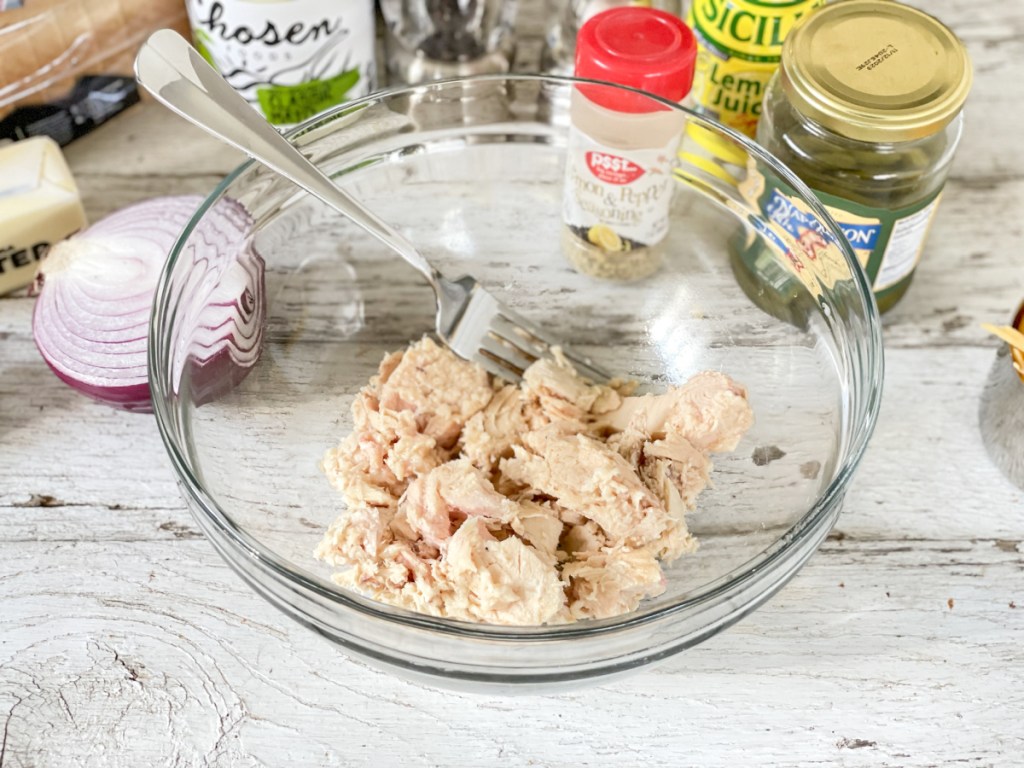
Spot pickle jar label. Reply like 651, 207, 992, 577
757, 185, 852, 295
813, 189, 943, 298
743, 170, 943, 303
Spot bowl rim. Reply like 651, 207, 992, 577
149, 72, 884, 639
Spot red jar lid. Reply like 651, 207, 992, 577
575, 7, 697, 113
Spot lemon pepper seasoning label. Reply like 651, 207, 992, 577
687, 0, 823, 137
563, 126, 680, 253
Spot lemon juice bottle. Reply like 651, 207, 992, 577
686, 0, 822, 138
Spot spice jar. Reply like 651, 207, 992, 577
755, 0, 972, 313
561, 7, 696, 281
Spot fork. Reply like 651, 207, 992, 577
134, 30, 608, 384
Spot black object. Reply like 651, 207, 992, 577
0, 75, 140, 146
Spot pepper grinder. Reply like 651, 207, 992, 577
542, 0, 686, 76
381, 0, 518, 85
979, 302, 1024, 489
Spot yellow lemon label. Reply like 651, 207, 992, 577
689, 0, 823, 61
689, 54, 777, 137
687, 0, 823, 137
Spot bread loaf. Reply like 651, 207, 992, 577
0, 0, 190, 116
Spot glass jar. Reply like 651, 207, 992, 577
380, 0, 518, 85
542, 0, 686, 76
752, 0, 972, 313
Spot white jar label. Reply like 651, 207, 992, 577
186, 0, 376, 126
563, 125, 680, 252
875, 194, 942, 290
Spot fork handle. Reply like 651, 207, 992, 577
134, 29, 441, 289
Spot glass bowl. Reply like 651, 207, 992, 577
150, 75, 883, 693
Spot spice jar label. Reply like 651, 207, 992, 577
563, 126, 679, 253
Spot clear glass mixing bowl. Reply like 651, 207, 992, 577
150, 75, 883, 693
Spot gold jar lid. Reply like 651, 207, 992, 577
780, 0, 972, 143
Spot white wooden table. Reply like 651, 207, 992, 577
3, 2, 1023, 765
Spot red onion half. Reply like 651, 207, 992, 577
32, 195, 265, 412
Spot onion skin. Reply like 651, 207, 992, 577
32, 195, 265, 412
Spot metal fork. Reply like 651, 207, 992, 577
134, 30, 607, 383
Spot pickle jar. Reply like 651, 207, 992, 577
755, 0, 972, 313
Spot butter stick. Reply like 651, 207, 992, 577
0, 136, 87, 296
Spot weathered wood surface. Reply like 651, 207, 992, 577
2, 1, 1024, 765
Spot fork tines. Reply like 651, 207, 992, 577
479, 309, 608, 384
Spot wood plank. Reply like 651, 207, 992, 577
0, 536, 1019, 766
